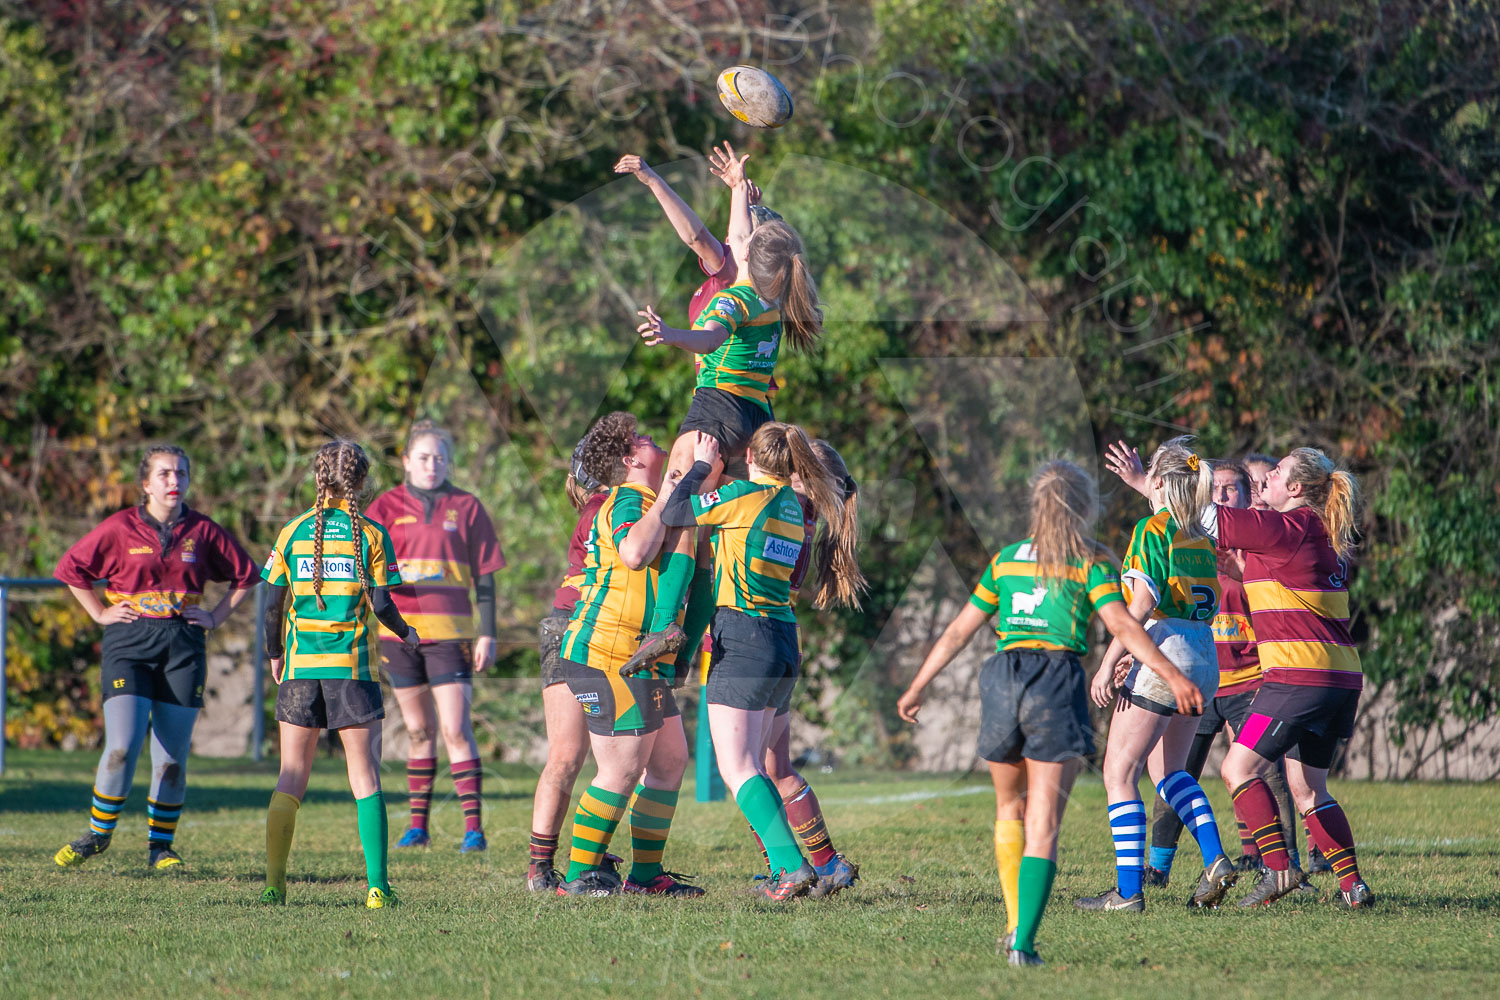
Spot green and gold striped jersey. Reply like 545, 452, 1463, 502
969, 538, 1124, 654
693, 282, 782, 413
1122, 510, 1220, 622
561, 483, 665, 676
261, 500, 402, 681
689, 475, 805, 622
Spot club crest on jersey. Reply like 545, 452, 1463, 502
296, 555, 357, 579
701, 490, 722, 506
444, 509, 460, 532
181, 538, 197, 563
762, 536, 801, 566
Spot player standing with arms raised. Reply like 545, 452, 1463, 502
1112, 444, 1372, 908
367, 421, 505, 854
622, 148, 824, 676
1074, 439, 1236, 914
897, 461, 1201, 967
53, 444, 260, 870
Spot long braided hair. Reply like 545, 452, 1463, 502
311, 440, 372, 610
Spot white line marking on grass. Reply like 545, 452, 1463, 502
824, 785, 992, 806
1364, 836, 1492, 849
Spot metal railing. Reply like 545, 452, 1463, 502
0, 578, 268, 775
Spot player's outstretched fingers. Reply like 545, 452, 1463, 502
636, 305, 664, 345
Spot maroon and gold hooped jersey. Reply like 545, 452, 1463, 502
366, 485, 505, 642
1217, 505, 1361, 691
54, 506, 260, 618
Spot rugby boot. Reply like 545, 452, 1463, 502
1338, 879, 1376, 910
1236, 866, 1306, 907
148, 845, 184, 871
1143, 865, 1170, 888
556, 867, 624, 897
760, 861, 817, 902
807, 854, 860, 898
259, 886, 286, 906
394, 827, 430, 849
54, 832, 110, 868
1306, 845, 1334, 874
1073, 887, 1145, 912
619, 624, 686, 678
1007, 948, 1045, 968
623, 871, 706, 897
1235, 853, 1263, 873
365, 886, 399, 909
459, 830, 487, 853
527, 863, 563, 893
1188, 854, 1238, 908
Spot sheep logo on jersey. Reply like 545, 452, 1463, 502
756, 332, 779, 358
1011, 586, 1048, 616
296, 555, 358, 579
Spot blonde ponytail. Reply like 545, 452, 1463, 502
1286, 447, 1362, 560
1147, 435, 1214, 539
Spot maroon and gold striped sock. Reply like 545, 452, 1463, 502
529, 831, 558, 876
1231, 779, 1289, 871
451, 759, 483, 834
407, 757, 436, 831
749, 821, 771, 875
782, 782, 838, 869
1303, 801, 1361, 891
1237, 819, 1258, 859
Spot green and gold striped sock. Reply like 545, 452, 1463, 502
567, 785, 629, 881
628, 784, 679, 884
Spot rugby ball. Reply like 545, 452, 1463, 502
716, 65, 793, 129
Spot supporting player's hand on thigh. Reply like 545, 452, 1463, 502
403, 628, 421, 648
472, 635, 495, 671
691, 431, 720, 467
271, 657, 284, 684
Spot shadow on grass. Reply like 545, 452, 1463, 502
0, 781, 360, 814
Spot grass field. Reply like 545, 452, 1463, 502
2, 749, 1498, 999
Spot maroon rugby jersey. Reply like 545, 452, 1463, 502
1217, 505, 1361, 690
551, 492, 607, 614
54, 506, 259, 618
1212, 548, 1261, 696
788, 493, 817, 599
366, 485, 504, 642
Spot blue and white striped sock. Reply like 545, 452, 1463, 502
1157, 770, 1225, 866
1109, 799, 1146, 898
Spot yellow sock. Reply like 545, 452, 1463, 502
994, 819, 1025, 935
266, 791, 301, 892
